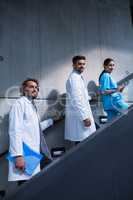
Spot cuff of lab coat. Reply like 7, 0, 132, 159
40, 118, 53, 131
80, 112, 90, 121
9, 152, 23, 157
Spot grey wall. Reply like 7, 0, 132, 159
0, 0, 133, 153
0, 0, 133, 193
0, 0, 133, 152
0, 0, 133, 97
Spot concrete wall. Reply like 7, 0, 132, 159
0, 0, 133, 151
0, 0, 133, 193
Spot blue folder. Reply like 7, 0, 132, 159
7, 143, 43, 176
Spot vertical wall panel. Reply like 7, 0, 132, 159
0, 0, 12, 95
97, 0, 133, 80
0, 0, 133, 97
0, 0, 41, 97
0, 0, 132, 151
39, 0, 101, 97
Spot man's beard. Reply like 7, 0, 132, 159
32, 96, 37, 99
75, 68, 83, 74
26, 95, 37, 100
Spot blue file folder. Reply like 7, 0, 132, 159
7, 143, 43, 176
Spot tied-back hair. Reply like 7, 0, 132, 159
99, 58, 114, 82
98, 70, 106, 82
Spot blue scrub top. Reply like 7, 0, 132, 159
99, 72, 117, 110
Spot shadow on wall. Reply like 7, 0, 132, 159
87, 80, 99, 102
42, 81, 101, 126
42, 89, 66, 121
39, 90, 66, 150
87, 80, 105, 122
0, 114, 9, 154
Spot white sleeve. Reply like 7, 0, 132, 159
40, 118, 53, 131
69, 76, 90, 121
9, 101, 24, 157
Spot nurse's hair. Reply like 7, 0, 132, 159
103, 58, 114, 66
20, 78, 39, 96
72, 55, 86, 64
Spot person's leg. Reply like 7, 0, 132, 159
40, 156, 52, 170
106, 110, 120, 121
17, 180, 27, 186
0, 191, 5, 199
75, 141, 80, 145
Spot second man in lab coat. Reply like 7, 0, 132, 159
65, 55, 96, 144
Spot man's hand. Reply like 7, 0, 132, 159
83, 118, 91, 127
15, 156, 25, 171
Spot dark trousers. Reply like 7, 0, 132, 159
75, 141, 80, 145
0, 191, 5, 199
17, 180, 27, 186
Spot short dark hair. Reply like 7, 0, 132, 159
72, 55, 86, 64
21, 78, 39, 95
103, 58, 114, 66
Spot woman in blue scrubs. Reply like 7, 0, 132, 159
99, 58, 126, 121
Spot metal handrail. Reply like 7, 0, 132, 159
117, 72, 133, 85
0, 117, 64, 159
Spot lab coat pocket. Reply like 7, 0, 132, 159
24, 111, 33, 122
84, 125, 90, 130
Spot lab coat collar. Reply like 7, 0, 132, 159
22, 96, 33, 104
72, 69, 82, 76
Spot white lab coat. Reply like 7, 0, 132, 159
65, 70, 96, 141
8, 96, 53, 181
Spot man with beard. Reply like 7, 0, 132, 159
65, 55, 96, 145
8, 78, 53, 184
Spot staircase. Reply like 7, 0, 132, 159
5, 105, 133, 200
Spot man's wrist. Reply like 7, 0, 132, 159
15, 155, 23, 158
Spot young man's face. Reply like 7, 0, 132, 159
23, 81, 39, 99
73, 59, 86, 74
